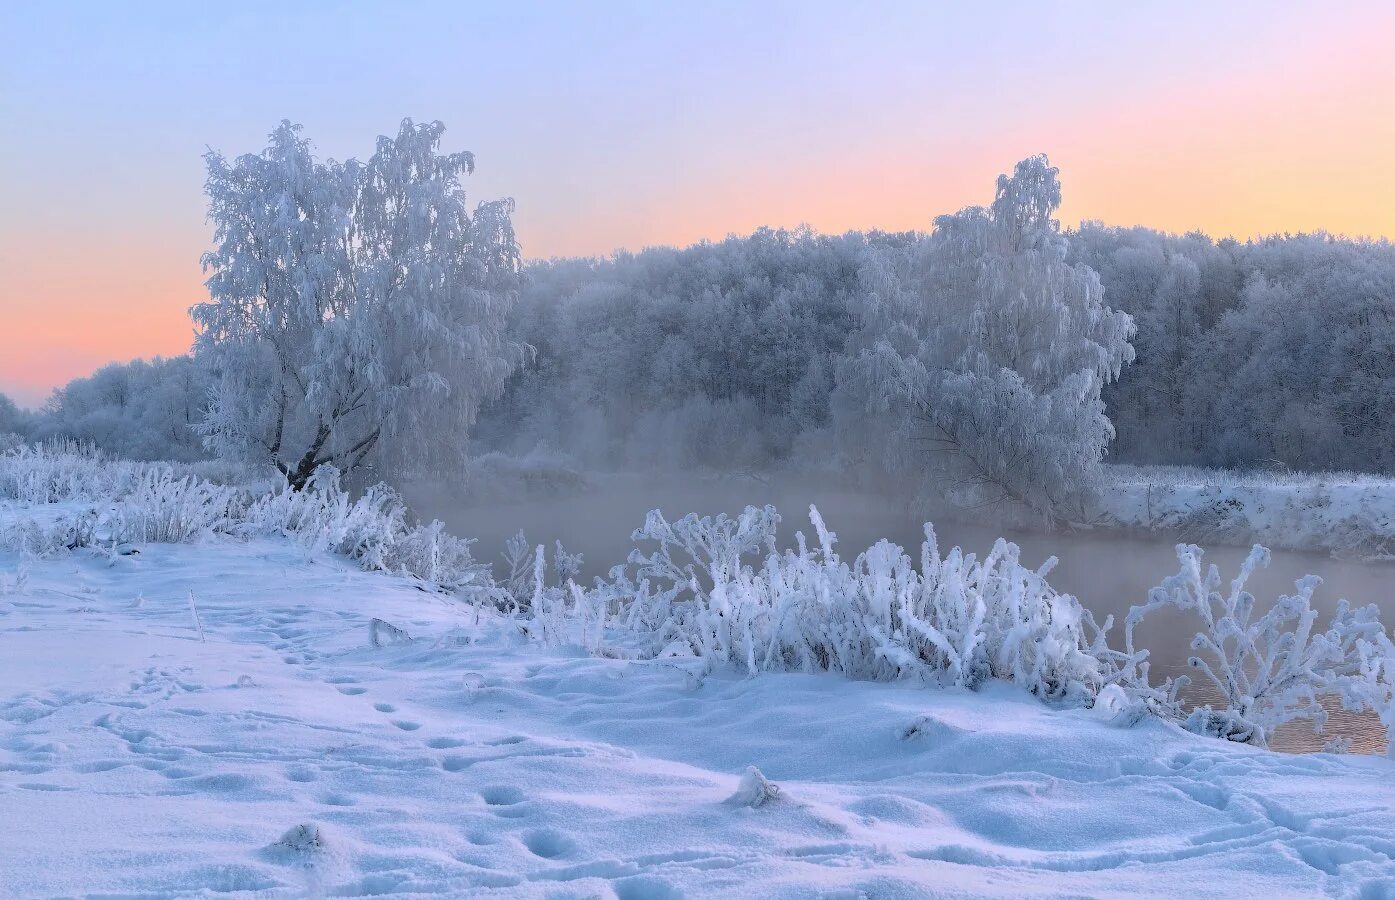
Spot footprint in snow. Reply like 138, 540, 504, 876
373, 703, 396, 713
392, 720, 421, 731
480, 785, 526, 806
522, 828, 577, 859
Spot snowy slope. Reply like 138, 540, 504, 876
4, 537, 1395, 898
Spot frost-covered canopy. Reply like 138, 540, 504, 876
848, 155, 1135, 516
192, 119, 523, 487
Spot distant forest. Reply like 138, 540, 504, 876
475, 224, 1395, 478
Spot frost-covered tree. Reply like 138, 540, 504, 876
192, 119, 522, 488
848, 156, 1135, 517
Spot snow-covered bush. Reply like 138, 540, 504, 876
495, 530, 587, 622
588, 504, 1120, 701
1126, 543, 1395, 747
112, 469, 240, 544
0, 559, 27, 596
528, 505, 1395, 743
626, 505, 782, 604
0, 441, 146, 504
0, 511, 99, 557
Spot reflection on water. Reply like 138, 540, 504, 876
410, 472, 1394, 755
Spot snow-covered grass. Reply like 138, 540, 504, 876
5, 532, 1395, 896
0, 443, 489, 592
1099, 464, 1395, 561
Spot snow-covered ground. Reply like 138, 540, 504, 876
5, 534, 1395, 898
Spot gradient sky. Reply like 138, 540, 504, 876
3, 1, 1394, 406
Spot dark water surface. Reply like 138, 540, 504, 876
413, 473, 1394, 754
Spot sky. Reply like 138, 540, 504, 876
2, 1, 1394, 406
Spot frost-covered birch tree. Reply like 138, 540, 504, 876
849, 155, 1135, 517
192, 119, 523, 488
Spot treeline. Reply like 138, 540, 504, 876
12, 356, 209, 461
472, 225, 1395, 479
5, 128, 1394, 510
470, 228, 875, 470
8, 227, 1393, 480
1073, 227, 1395, 473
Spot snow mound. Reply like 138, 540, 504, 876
727, 765, 781, 808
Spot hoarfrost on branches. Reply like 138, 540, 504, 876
192, 119, 523, 489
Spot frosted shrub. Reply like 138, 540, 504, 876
1127, 544, 1395, 746
499, 530, 535, 610
113, 469, 240, 544
0, 442, 145, 503
247, 469, 406, 563
495, 531, 590, 635
626, 505, 782, 605
601, 504, 1116, 701
0, 559, 27, 596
